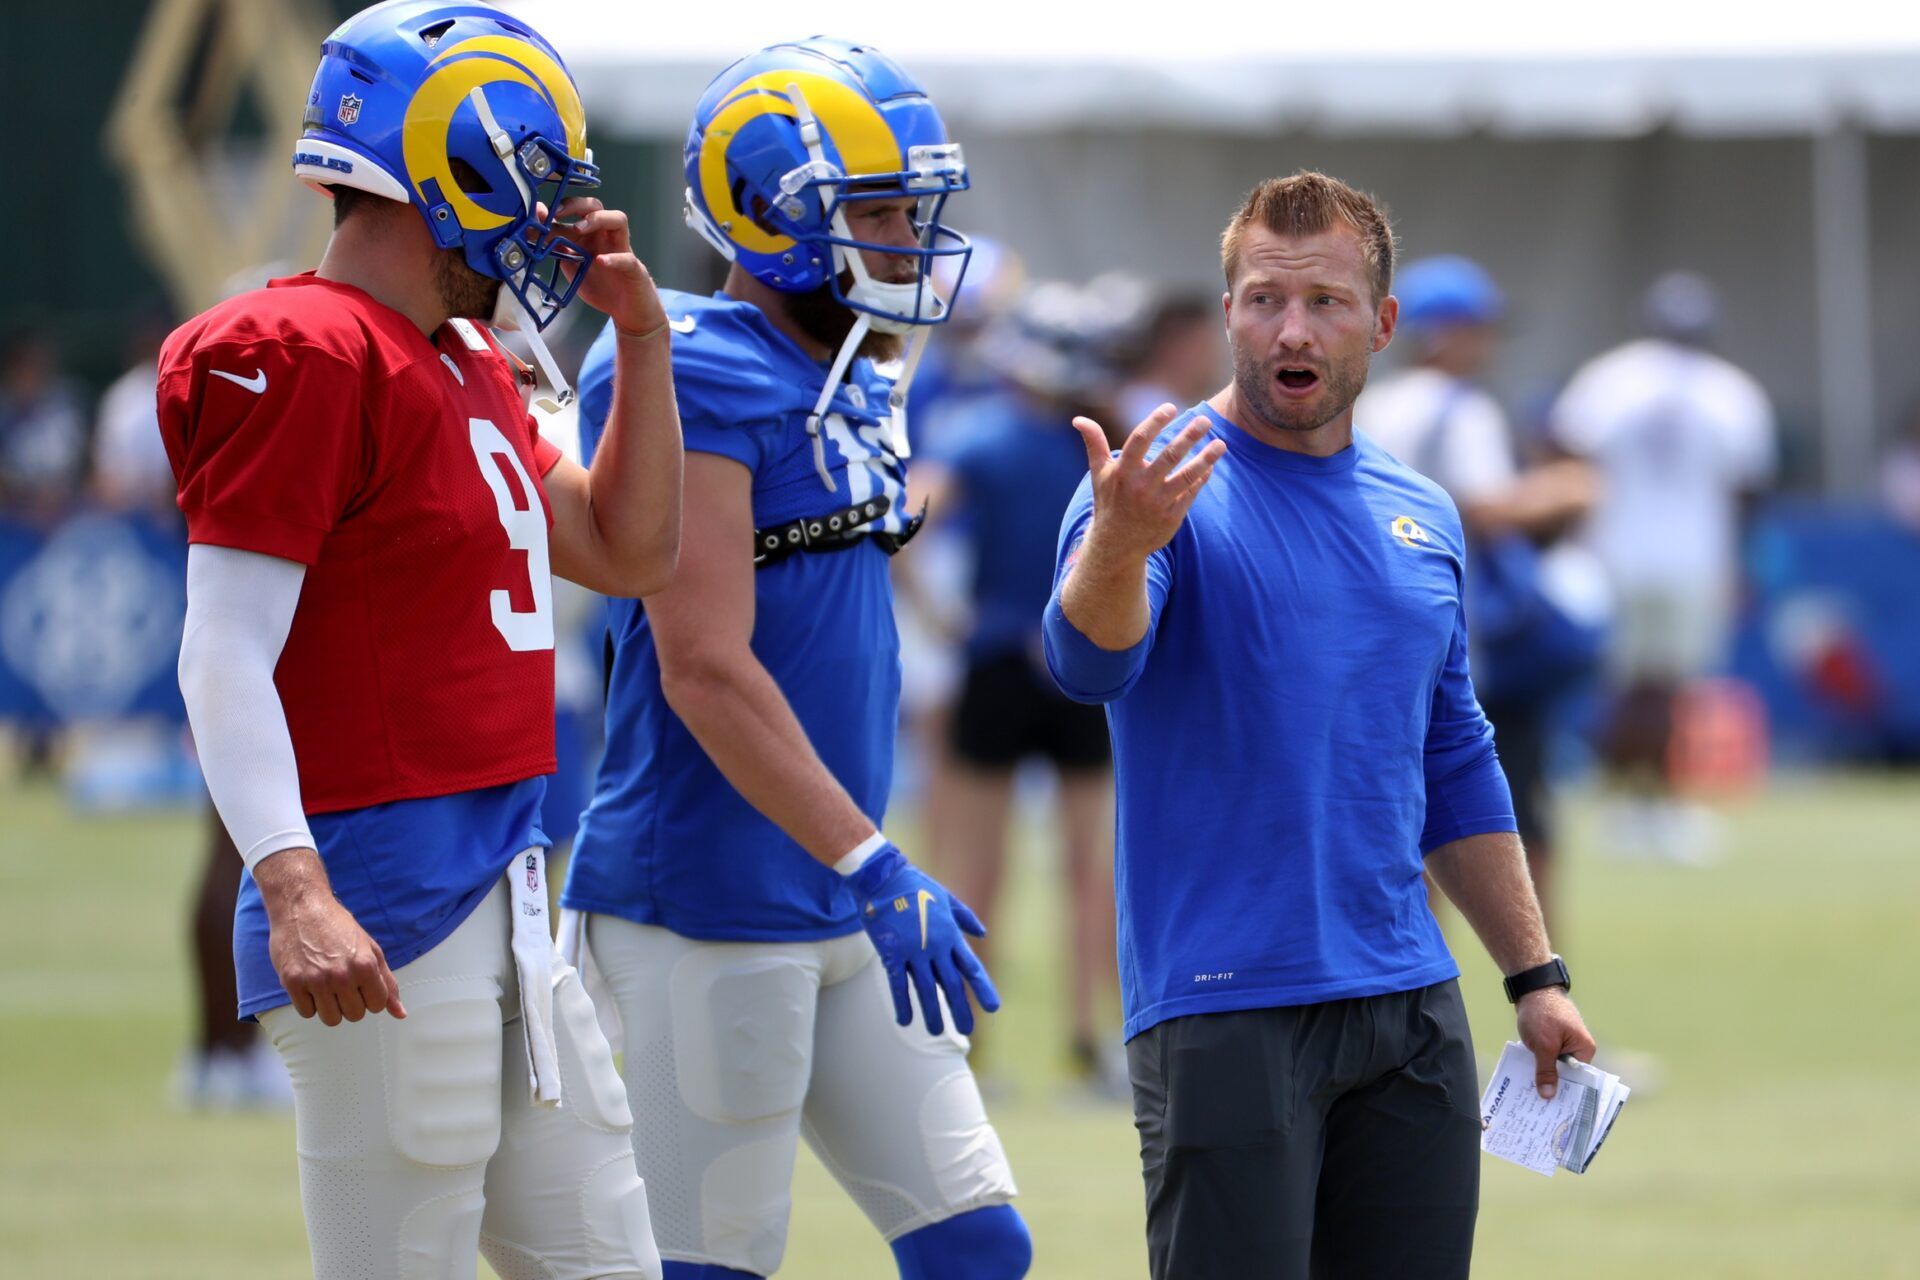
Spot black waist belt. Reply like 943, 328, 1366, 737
753, 495, 925, 568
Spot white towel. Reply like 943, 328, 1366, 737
556, 906, 623, 1052
508, 849, 563, 1107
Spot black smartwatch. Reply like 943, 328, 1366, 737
1503, 955, 1571, 1004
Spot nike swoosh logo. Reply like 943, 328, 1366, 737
210, 367, 267, 393
667, 315, 697, 334
917, 889, 936, 949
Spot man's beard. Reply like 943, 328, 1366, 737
784, 274, 904, 364
1230, 337, 1372, 436
434, 249, 503, 321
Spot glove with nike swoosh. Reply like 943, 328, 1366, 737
847, 842, 999, 1036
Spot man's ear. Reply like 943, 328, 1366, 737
1373, 294, 1399, 354
1220, 288, 1233, 328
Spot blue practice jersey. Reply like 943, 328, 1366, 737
1043, 407, 1515, 1040
561, 292, 908, 940
941, 395, 1095, 661
235, 779, 548, 1018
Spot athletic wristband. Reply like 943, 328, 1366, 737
834, 832, 889, 877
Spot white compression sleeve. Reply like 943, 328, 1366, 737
178, 544, 315, 871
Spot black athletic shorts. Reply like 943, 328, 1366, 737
1128, 981, 1481, 1280
950, 650, 1111, 772
1482, 695, 1553, 850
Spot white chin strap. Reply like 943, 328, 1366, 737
491, 287, 573, 411
471, 85, 573, 410
804, 311, 869, 492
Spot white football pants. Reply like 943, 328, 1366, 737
260, 876, 662, 1280
580, 917, 1018, 1277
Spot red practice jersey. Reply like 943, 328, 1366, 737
159, 274, 565, 815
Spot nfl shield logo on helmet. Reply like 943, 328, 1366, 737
337, 93, 362, 126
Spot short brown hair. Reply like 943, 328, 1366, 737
1220, 171, 1396, 302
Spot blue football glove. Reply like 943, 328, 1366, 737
848, 844, 1000, 1036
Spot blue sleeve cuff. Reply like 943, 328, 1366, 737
1041, 596, 1151, 704
683, 424, 761, 471
1419, 748, 1518, 853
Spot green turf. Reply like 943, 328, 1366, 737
2, 771, 1918, 1277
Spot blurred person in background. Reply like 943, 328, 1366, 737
0, 333, 89, 524
91, 315, 287, 1109
1550, 271, 1776, 863
1111, 288, 1227, 430
177, 821, 292, 1109
1, 334, 89, 777
1356, 256, 1600, 929
911, 280, 1126, 1096
894, 238, 1028, 890
912, 236, 1026, 453
91, 317, 177, 516
97, 296, 292, 1110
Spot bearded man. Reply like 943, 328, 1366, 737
1042, 171, 1597, 1280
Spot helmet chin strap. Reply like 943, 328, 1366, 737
887, 325, 933, 460
470, 85, 574, 410
804, 310, 871, 491
492, 287, 574, 411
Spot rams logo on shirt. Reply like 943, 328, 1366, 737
1391, 515, 1433, 548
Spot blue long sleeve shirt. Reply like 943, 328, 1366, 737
1044, 406, 1516, 1040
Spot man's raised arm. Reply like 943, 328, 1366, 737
1045, 405, 1223, 702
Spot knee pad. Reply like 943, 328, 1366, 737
583, 1151, 664, 1280
890, 1205, 1032, 1280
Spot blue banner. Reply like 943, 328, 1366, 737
1731, 504, 1920, 762
0, 511, 188, 726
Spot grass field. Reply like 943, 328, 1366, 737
3, 770, 1919, 1278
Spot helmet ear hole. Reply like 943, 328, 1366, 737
450, 157, 493, 197
746, 193, 780, 237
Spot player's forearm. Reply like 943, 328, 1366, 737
178, 545, 318, 879
659, 646, 877, 863
1058, 527, 1151, 651
587, 328, 684, 594
249, 846, 335, 918
1425, 830, 1554, 975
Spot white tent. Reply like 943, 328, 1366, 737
520, 0, 1920, 138
505, 0, 1920, 492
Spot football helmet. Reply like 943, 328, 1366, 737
683, 37, 972, 488
292, 0, 599, 334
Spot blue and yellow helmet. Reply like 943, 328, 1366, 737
683, 37, 970, 332
292, 0, 599, 329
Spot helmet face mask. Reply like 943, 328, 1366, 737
294, 1, 599, 331
683, 39, 973, 332
809, 162, 971, 335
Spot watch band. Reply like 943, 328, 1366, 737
1503, 955, 1571, 1004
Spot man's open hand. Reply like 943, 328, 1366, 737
1071, 404, 1226, 561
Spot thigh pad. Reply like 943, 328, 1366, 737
669, 951, 817, 1126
